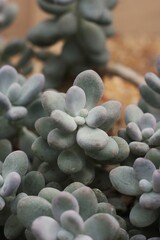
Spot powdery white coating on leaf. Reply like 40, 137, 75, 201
0, 172, 21, 197
17, 196, 52, 229
60, 210, 84, 236
73, 70, 104, 110
145, 72, 160, 94
0, 65, 17, 94
65, 86, 86, 116
72, 186, 98, 221
2, 150, 28, 178
125, 104, 143, 124
139, 192, 160, 209
148, 129, 160, 147
138, 113, 156, 131
129, 203, 158, 227
41, 90, 65, 115
110, 166, 141, 196
133, 158, 156, 182
126, 122, 142, 141
86, 106, 107, 128
32, 216, 60, 240
51, 110, 77, 132
52, 192, 79, 222
84, 213, 120, 240
76, 126, 108, 151
47, 128, 76, 150
140, 84, 160, 108
152, 170, 160, 193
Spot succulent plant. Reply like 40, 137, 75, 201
0, 150, 28, 212
32, 70, 129, 184
130, 235, 160, 240
110, 157, 160, 228
25, 0, 117, 88
138, 72, 160, 121
14, 182, 127, 240
0, 64, 46, 156
118, 104, 160, 166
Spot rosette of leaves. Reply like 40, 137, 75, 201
138, 72, 160, 121
15, 182, 127, 240
0, 65, 46, 155
32, 70, 129, 184
0, 150, 28, 213
110, 157, 160, 228
27, 0, 117, 88
118, 104, 160, 166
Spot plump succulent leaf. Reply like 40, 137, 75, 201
125, 104, 143, 124
110, 166, 141, 196
17, 196, 53, 229
84, 213, 120, 240
129, 203, 158, 227
73, 70, 104, 110
2, 150, 28, 178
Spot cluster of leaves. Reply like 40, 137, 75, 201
1, 64, 160, 239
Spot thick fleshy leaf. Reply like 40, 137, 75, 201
86, 106, 107, 128
52, 192, 79, 221
138, 113, 156, 130
140, 84, 160, 108
73, 70, 104, 110
0, 92, 11, 115
0, 139, 12, 162
101, 101, 122, 131
7, 83, 21, 103
35, 117, 56, 140
37, 0, 72, 14
0, 172, 21, 197
75, 235, 93, 240
152, 169, 160, 192
22, 98, 46, 129
86, 137, 118, 162
64, 182, 85, 193
38, 188, 60, 203
48, 128, 76, 150
2, 150, 28, 178
51, 110, 77, 132
129, 203, 158, 227
79, 0, 112, 24
144, 72, 160, 94
58, 148, 85, 174
72, 187, 98, 220
61, 210, 84, 235
14, 74, 45, 106
77, 126, 108, 151
126, 122, 142, 141
6, 106, 28, 121
65, 86, 86, 116
17, 196, 52, 229
110, 166, 141, 196
145, 148, 160, 168
32, 137, 59, 165
71, 163, 95, 185
133, 158, 156, 182
23, 171, 45, 196
0, 117, 16, 139
84, 213, 120, 240
28, 13, 77, 47
140, 192, 160, 209
142, 128, 154, 140
4, 214, 24, 240
125, 104, 143, 124
148, 129, 160, 147
0, 196, 5, 210
32, 216, 60, 240
77, 20, 106, 61
111, 136, 130, 163
0, 65, 17, 94
41, 90, 65, 115
129, 142, 149, 156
